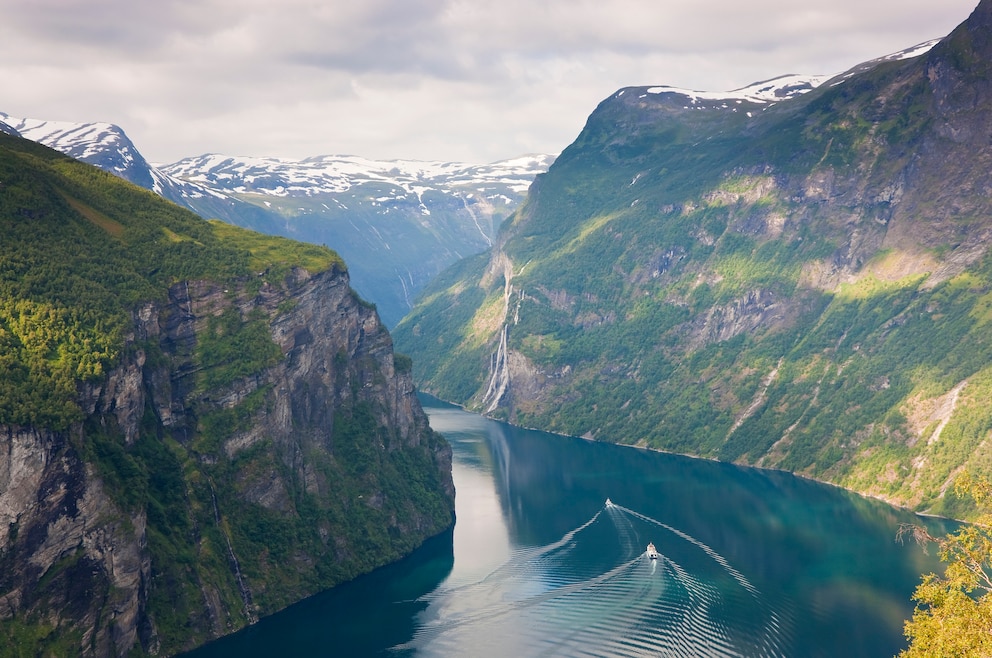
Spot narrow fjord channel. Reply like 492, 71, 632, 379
187, 395, 953, 657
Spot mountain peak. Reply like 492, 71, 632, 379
607, 39, 943, 118
0, 112, 155, 188
393, 0, 992, 516
970, 0, 992, 24
931, 0, 992, 74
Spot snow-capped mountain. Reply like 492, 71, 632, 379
159, 152, 556, 325
639, 73, 831, 107
163, 153, 553, 201
622, 39, 940, 111
1, 113, 160, 190
0, 117, 19, 137
0, 112, 234, 208
1, 110, 553, 325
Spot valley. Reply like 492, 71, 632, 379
3, 1, 992, 655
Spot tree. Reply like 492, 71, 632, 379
898, 473, 992, 657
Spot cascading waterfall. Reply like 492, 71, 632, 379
458, 193, 494, 247
482, 324, 510, 414
481, 255, 516, 414
208, 481, 257, 625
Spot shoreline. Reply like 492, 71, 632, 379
416, 389, 962, 525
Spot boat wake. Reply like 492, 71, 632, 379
395, 500, 789, 657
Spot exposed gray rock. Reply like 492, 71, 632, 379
0, 265, 453, 656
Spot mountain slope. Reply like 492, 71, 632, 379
394, 0, 992, 517
1, 114, 158, 189
0, 111, 552, 326
0, 111, 274, 236
161, 152, 555, 325
0, 132, 454, 656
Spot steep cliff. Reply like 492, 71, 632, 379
395, 0, 992, 516
0, 133, 454, 655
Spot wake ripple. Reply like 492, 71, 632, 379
395, 501, 791, 657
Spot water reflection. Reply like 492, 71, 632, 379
418, 396, 954, 657
182, 528, 453, 657
404, 500, 791, 657
186, 396, 953, 657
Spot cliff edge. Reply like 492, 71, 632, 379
0, 133, 454, 655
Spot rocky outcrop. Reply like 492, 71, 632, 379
0, 265, 454, 656
688, 289, 787, 348
0, 425, 152, 656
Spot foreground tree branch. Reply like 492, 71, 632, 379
897, 473, 992, 657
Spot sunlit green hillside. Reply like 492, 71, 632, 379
395, 8, 992, 516
0, 132, 342, 428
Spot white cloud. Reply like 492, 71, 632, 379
0, 0, 979, 164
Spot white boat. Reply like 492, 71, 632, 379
646, 542, 659, 559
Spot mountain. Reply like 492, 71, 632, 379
0, 111, 279, 235
160, 152, 555, 326
0, 132, 454, 655
393, 0, 992, 518
1, 114, 160, 189
0, 111, 553, 326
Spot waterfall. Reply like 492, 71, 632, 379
482, 323, 510, 413
209, 481, 258, 625
458, 193, 494, 247
481, 254, 515, 413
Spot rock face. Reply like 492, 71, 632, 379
0, 265, 454, 656
0, 426, 150, 656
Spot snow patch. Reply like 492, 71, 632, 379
647, 73, 830, 105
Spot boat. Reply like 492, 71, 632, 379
646, 542, 659, 559
605, 498, 613, 507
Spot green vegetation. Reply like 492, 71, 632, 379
394, 28, 992, 517
393, 252, 491, 401
0, 618, 83, 658
0, 132, 340, 430
71, 391, 452, 652
899, 474, 992, 657
196, 308, 282, 392
0, 133, 453, 655
206, 219, 343, 277
183, 400, 451, 615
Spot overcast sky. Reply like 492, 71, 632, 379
0, 0, 980, 165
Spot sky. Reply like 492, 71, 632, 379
0, 0, 980, 165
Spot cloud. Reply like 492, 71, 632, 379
0, 0, 979, 163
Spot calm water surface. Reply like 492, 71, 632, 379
187, 396, 954, 657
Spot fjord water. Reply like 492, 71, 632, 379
187, 396, 953, 657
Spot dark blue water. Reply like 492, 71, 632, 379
186, 396, 953, 657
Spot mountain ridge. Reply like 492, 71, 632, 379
161, 151, 553, 199
393, 0, 992, 517
0, 108, 553, 325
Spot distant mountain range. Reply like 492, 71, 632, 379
0, 111, 554, 326
393, 0, 992, 519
